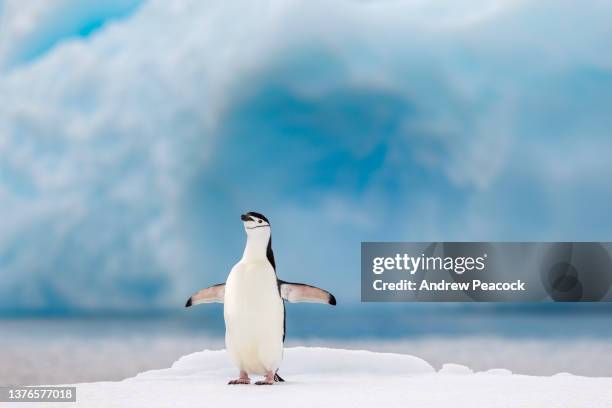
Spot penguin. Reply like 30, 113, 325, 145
185, 212, 336, 385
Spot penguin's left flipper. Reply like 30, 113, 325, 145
278, 281, 337, 305
185, 283, 225, 307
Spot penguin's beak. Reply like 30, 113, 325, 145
241, 214, 253, 222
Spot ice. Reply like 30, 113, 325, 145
41, 347, 612, 408
438, 363, 473, 375
2, 0, 612, 311
477, 368, 512, 376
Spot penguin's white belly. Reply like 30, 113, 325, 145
224, 260, 284, 375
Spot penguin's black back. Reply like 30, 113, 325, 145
266, 237, 276, 270
266, 238, 285, 342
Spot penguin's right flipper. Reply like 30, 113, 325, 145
278, 281, 337, 305
185, 283, 225, 307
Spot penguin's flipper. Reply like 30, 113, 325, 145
278, 281, 337, 305
185, 283, 225, 307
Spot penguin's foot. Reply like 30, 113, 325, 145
228, 379, 251, 385
228, 371, 250, 385
255, 371, 275, 385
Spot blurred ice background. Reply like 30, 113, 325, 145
1, 0, 612, 384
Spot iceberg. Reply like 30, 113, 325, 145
50, 347, 612, 408
2, 0, 612, 312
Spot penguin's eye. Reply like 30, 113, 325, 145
258, 220, 263, 224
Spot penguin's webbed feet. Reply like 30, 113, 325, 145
228, 378, 251, 385
228, 371, 250, 385
254, 371, 275, 385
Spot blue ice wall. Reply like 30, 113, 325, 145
1, 0, 611, 313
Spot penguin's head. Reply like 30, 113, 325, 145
241, 212, 271, 237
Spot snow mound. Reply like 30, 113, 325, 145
438, 363, 473, 375
130, 347, 434, 385
477, 368, 513, 376
55, 347, 612, 408
136, 346, 434, 380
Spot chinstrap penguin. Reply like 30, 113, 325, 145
185, 212, 336, 385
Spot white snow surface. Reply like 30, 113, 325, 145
41, 346, 612, 408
